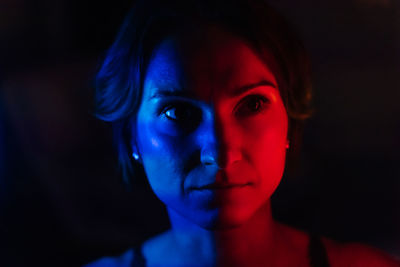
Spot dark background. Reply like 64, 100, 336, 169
0, 0, 399, 266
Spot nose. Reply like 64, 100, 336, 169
199, 116, 242, 168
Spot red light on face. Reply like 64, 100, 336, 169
136, 26, 288, 229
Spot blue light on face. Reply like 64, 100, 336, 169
150, 138, 159, 148
134, 28, 288, 231
134, 37, 221, 229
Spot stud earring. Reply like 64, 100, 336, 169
132, 146, 140, 161
132, 152, 140, 161
285, 141, 290, 149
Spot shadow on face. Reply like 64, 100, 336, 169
134, 26, 289, 229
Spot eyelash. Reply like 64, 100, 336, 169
235, 94, 270, 117
160, 102, 201, 123
160, 94, 269, 123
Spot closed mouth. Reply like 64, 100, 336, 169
192, 182, 251, 190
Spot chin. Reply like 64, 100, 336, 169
166, 192, 268, 231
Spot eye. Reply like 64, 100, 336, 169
162, 103, 202, 124
235, 94, 270, 117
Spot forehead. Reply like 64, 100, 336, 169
143, 26, 278, 100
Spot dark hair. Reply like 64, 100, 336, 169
94, 0, 313, 185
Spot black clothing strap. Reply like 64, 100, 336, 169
308, 234, 330, 267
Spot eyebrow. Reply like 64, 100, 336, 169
231, 80, 276, 97
150, 89, 194, 99
150, 80, 276, 100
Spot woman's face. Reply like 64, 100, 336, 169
135, 27, 288, 229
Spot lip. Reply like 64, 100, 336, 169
191, 182, 251, 190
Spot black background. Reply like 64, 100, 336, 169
0, 0, 399, 266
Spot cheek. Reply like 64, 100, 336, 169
244, 108, 288, 193
254, 134, 287, 194
135, 120, 197, 200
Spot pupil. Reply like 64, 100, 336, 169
249, 99, 260, 111
176, 107, 190, 120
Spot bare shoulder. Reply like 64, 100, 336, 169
322, 237, 400, 267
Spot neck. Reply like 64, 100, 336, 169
167, 202, 279, 266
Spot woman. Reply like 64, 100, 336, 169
85, 0, 399, 266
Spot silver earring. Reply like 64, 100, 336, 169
132, 145, 140, 161
285, 141, 290, 149
132, 152, 140, 160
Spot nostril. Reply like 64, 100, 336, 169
200, 142, 242, 168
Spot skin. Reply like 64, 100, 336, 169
131, 26, 400, 267
134, 26, 295, 266
136, 26, 288, 229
